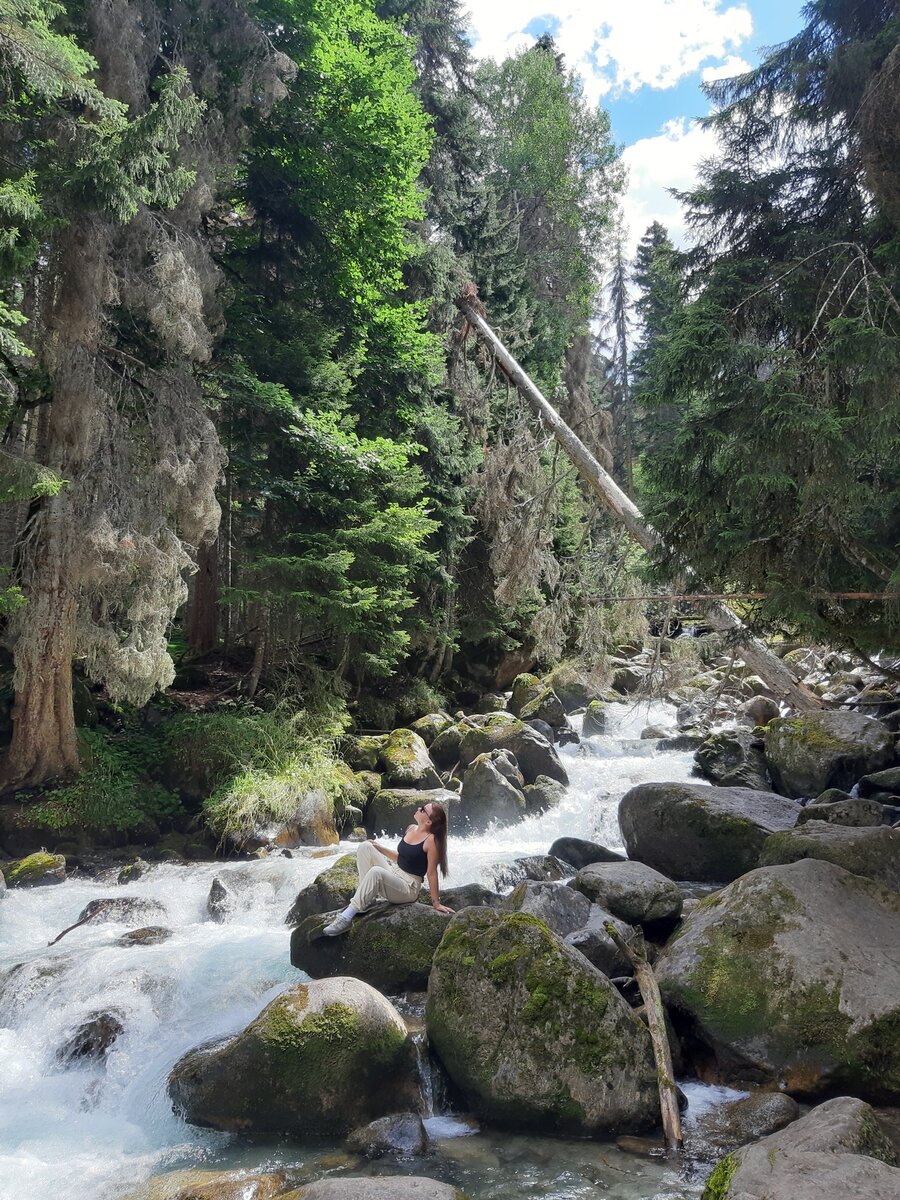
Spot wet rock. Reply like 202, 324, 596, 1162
285, 854, 358, 925
291, 904, 451, 992
523, 775, 566, 814
288, 1181, 464, 1200
757, 823, 900, 890
565, 906, 636, 977
740, 695, 780, 727
656, 860, 900, 1099
126, 1168, 289, 1200
582, 701, 608, 737
694, 730, 771, 791
549, 836, 625, 869
379, 729, 442, 790
797, 795, 884, 827
77, 897, 167, 926
505, 879, 591, 937
555, 722, 579, 747
206, 878, 233, 923
457, 715, 569, 786
118, 926, 172, 946
56, 1010, 124, 1064
858, 765, 900, 798
459, 752, 526, 830
426, 908, 659, 1134
696, 1092, 800, 1151
169, 978, 416, 1135
640, 724, 674, 740
518, 686, 567, 731
5, 851, 66, 887
410, 713, 454, 747
438, 882, 504, 910
512, 854, 570, 881
764, 712, 894, 798
365, 788, 457, 837
619, 782, 801, 883
701, 1096, 900, 1200
658, 734, 705, 752
612, 665, 645, 694
117, 859, 148, 885
523, 717, 554, 742
345, 1112, 427, 1157
572, 861, 682, 930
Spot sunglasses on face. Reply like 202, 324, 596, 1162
416, 804, 430, 814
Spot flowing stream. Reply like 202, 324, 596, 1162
0, 702, 735, 1200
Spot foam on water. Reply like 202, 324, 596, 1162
0, 700, 722, 1200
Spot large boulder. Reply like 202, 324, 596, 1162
285, 854, 357, 925
694, 730, 771, 791
459, 752, 526, 830
426, 909, 659, 1134
345, 1112, 427, 1157
695, 1091, 800, 1151
797, 794, 884, 827
168, 978, 415, 1135
518, 686, 567, 731
428, 724, 463, 770
125, 1168, 290, 1200
290, 904, 451, 992
701, 1096, 900, 1200
764, 712, 893, 798
365, 788, 456, 836
508, 673, 542, 716
858, 765, 900, 798
4, 851, 66, 887
343, 735, 386, 772
504, 880, 592, 937
565, 906, 637, 978
523, 775, 566, 814
77, 897, 167, 926
619, 782, 802, 883
378, 729, 441, 789
545, 664, 607, 713
757, 824, 900, 890
410, 712, 454, 747
287, 1182, 466, 1200
582, 701, 608, 737
656, 860, 900, 1099
549, 836, 625, 869
457, 716, 569, 785
572, 861, 683, 930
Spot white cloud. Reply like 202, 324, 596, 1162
701, 54, 752, 82
619, 117, 721, 256
466, 1, 754, 106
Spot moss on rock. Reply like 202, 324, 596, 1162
764, 712, 893, 798
5, 851, 67, 887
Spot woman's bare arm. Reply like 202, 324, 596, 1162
426, 839, 453, 913
368, 836, 399, 862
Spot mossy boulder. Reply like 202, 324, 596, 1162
523, 775, 566, 814
656, 860, 900, 1099
425, 909, 659, 1134
410, 711, 454, 747
695, 1091, 799, 1152
118, 926, 172, 946
168, 978, 416, 1135
459, 751, 526, 830
343, 735, 386, 773
285, 854, 358, 925
859, 765, 900, 798
518, 687, 567, 731
457, 716, 568, 786
757, 824, 900, 890
764, 712, 893, 798
573, 860, 682, 929
797, 794, 884, 827
564, 906, 638, 978
378, 729, 441, 789
504, 879, 592, 938
77, 896, 167, 926
509, 673, 542, 715
428, 723, 464, 770
545, 664, 606, 713
701, 1096, 900, 1200
364, 787, 456, 837
5, 851, 66, 887
619, 782, 801, 883
290, 904, 452, 991
694, 730, 771, 791
582, 700, 608, 737
125, 1168, 290, 1200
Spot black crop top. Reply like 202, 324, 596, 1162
397, 834, 429, 877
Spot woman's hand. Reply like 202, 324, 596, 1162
432, 902, 454, 914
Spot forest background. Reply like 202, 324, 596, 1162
0, 0, 897, 845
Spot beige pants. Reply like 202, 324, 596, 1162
350, 841, 422, 912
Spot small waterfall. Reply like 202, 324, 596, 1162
412, 1029, 434, 1117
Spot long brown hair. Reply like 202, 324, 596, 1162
428, 802, 449, 877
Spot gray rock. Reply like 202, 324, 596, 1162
565, 905, 637, 977
640, 724, 674, 740
694, 730, 771, 791
695, 1091, 800, 1150
56, 1010, 124, 1064
858, 765, 900, 797
740, 695, 781, 727
206, 878, 233, 923
797, 795, 884, 826
548, 836, 625, 869
512, 854, 570, 881
518, 686, 567, 731
116, 859, 148, 885
117, 926, 172, 946
490, 748, 525, 788
426, 908, 659, 1134
619, 782, 801, 883
656, 860, 900, 1098
168, 978, 416, 1135
291, 1181, 464, 1200
346, 1112, 427, 1157
764, 712, 894, 798
475, 692, 507, 714
438, 882, 504, 910
343, 735, 386, 772
573, 861, 682, 929
509, 673, 542, 715
524, 718, 555, 742
505, 879, 592, 937
523, 775, 566, 814
365, 788, 457, 837
286, 854, 358, 925
457, 716, 569, 785
410, 712, 454, 747
459, 752, 526, 830
77, 897, 167, 926
290, 903, 452, 991
702, 1096, 900, 1199
582, 700, 608, 737
757, 823, 900, 890
429, 724, 463, 769
379, 729, 442, 789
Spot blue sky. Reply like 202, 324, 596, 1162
465, 1, 807, 252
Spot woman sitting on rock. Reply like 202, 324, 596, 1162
323, 801, 453, 935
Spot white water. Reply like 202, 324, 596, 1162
0, 702, 718, 1200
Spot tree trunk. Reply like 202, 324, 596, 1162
187, 536, 219, 655
457, 296, 823, 712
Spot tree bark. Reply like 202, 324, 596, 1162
457, 296, 823, 712
186, 536, 219, 655
604, 923, 683, 1153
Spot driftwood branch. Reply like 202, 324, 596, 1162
48, 900, 110, 946
604, 922, 683, 1153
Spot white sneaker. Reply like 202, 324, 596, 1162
323, 911, 355, 936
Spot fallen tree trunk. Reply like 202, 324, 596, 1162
456, 295, 822, 712
605, 922, 683, 1153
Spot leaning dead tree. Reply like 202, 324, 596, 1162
456, 290, 822, 712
